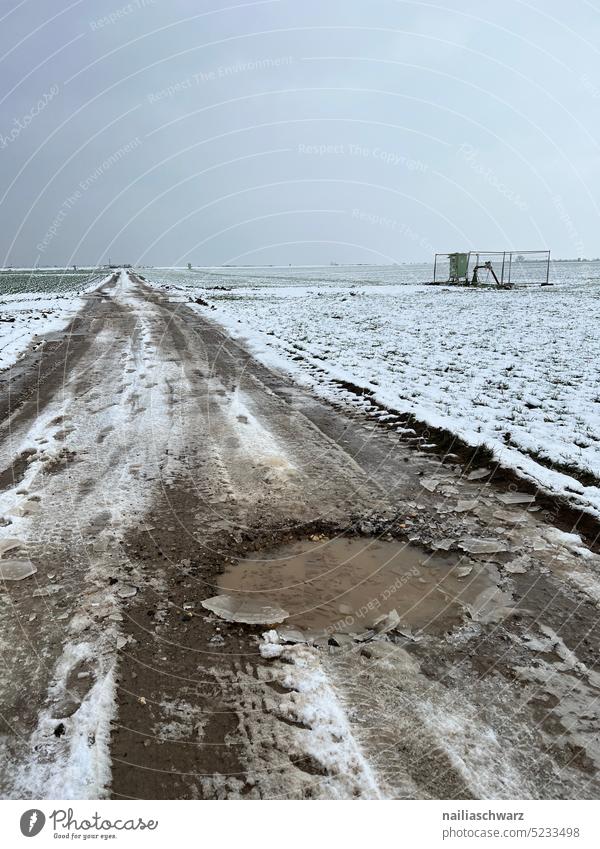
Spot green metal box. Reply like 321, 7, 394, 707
449, 252, 469, 281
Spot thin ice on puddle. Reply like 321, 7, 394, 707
459, 538, 509, 555
0, 538, 23, 556
497, 492, 536, 505
504, 557, 530, 574
373, 609, 401, 634
467, 468, 490, 481
467, 586, 516, 624
432, 538, 455, 551
0, 559, 37, 581
277, 627, 306, 644
493, 510, 528, 524
117, 585, 138, 599
202, 594, 289, 625
453, 500, 479, 513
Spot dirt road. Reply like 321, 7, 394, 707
0, 270, 599, 800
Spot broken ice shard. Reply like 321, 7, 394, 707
0, 559, 37, 580
202, 594, 289, 624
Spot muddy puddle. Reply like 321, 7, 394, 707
217, 536, 502, 636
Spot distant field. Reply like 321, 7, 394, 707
147, 259, 597, 290
0, 269, 106, 371
0, 268, 104, 295
147, 263, 427, 290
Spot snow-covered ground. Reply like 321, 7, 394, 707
148, 262, 600, 518
0, 273, 106, 371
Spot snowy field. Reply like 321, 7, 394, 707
149, 261, 600, 518
0, 269, 105, 371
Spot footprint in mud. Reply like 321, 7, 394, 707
88, 510, 112, 534
89, 402, 119, 415
0, 447, 37, 492
53, 427, 75, 442
79, 478, 96, 496
41, 447, 78, 474
127, 392, 146, 416
51, 659, 97, 720
9, 499, 40, 517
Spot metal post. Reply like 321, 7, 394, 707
545, 251, 550, 286
500, 251, 506, 285
433, 253, 438, 284
508, 253, 512, 287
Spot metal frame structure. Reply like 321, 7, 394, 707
432, 250, 551, 287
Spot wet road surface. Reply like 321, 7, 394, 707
1, 270, 599, 800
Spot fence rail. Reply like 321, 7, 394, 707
433, 250, 551, 287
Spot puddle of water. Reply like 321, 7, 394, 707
217, 537, 499, 636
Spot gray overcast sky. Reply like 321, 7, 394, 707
1, 0, 599, 266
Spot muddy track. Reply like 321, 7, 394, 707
1, 271, 600, 800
